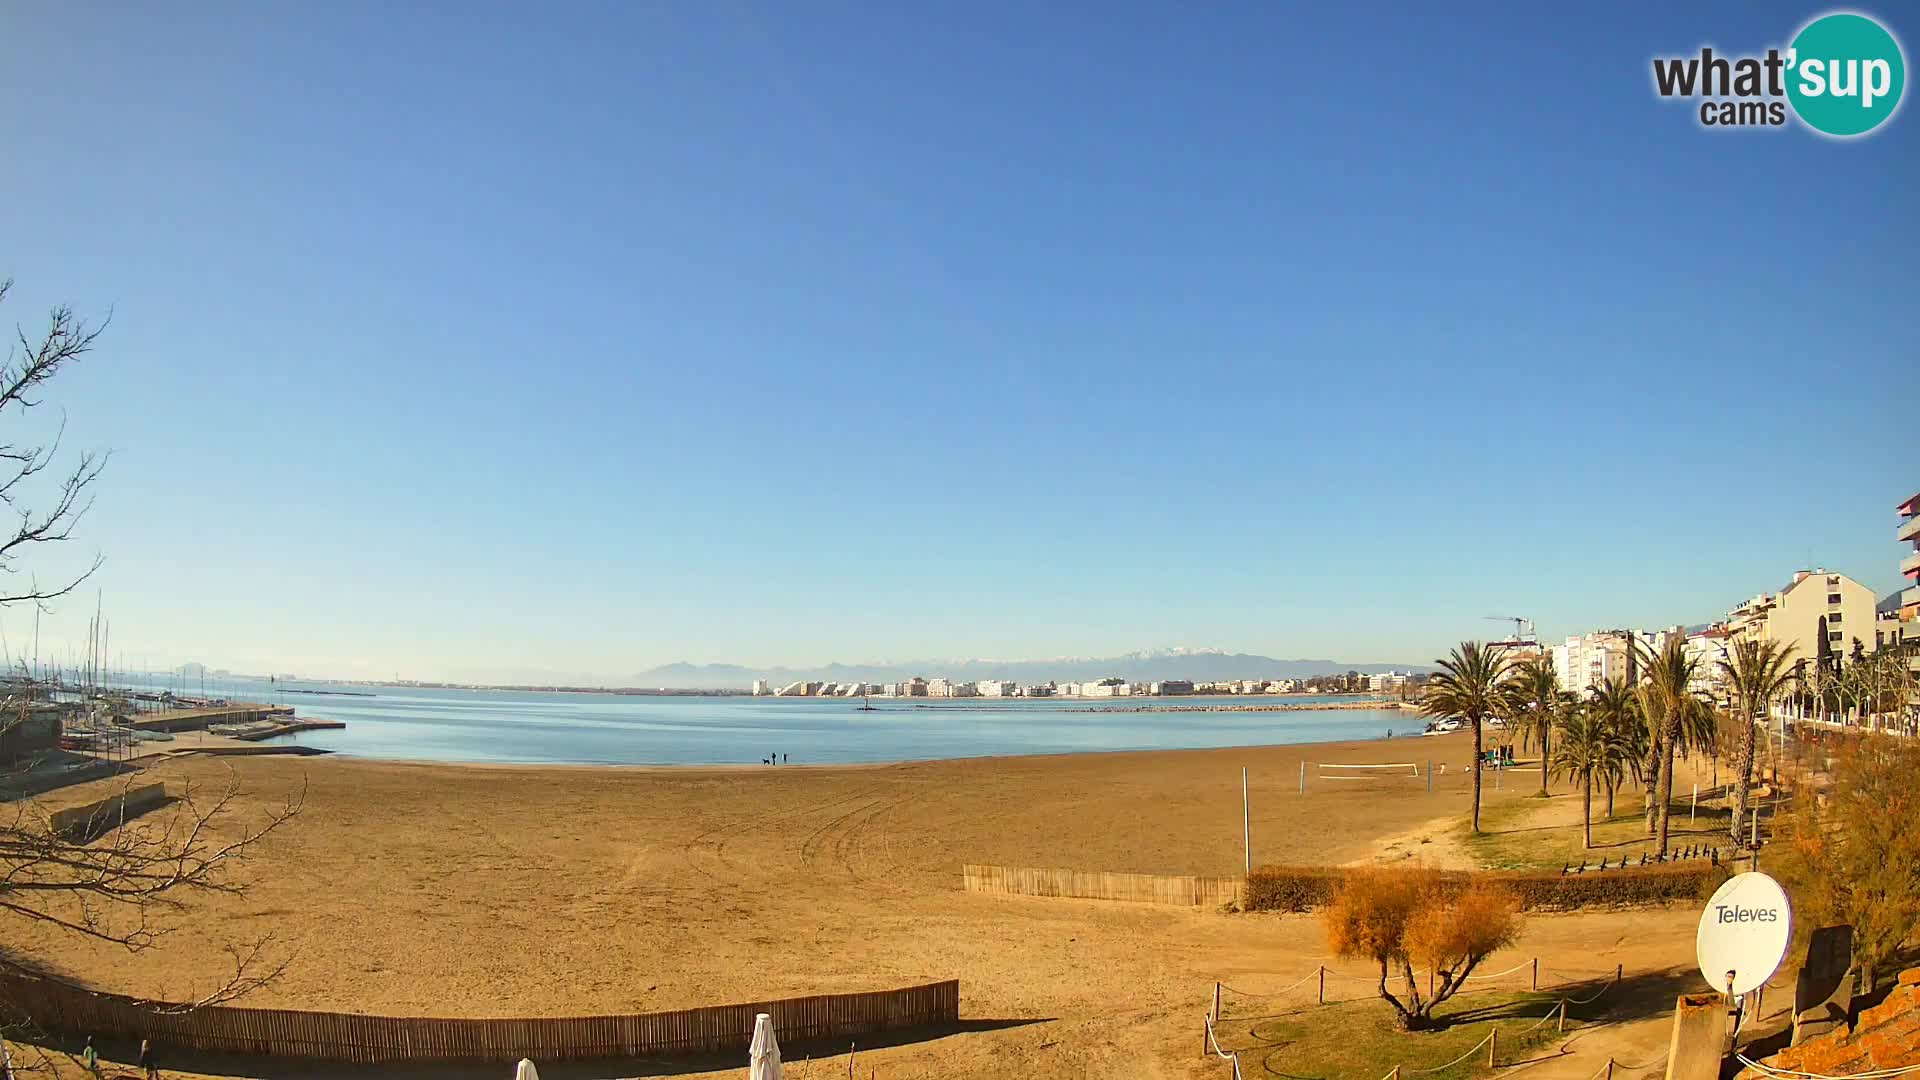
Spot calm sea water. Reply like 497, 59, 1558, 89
122, 677, 1411, 766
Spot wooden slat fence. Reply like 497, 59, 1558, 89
0, 972, 958, 1065
964, 863, 1243, 907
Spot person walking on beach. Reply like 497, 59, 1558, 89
138, 1038, 158, 1080
782, 753, 787, 764
81, 1037, 102, 1080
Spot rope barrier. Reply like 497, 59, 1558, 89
1735, 1055, 1920, 1079
1207, 961, 1625, 1076
1465, 959, 1537, 981
1404, 1030, 1494, 1075
1214, 969, 1324, 1000
1202, 1011, 1246, 1080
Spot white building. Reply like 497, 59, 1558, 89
751, 679, 770, 696
976, 680, 1014, 697
1082, 677, 1130, 697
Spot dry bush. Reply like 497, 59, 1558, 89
1247, 861, 1721, 914
1774, 733, 1920, 991
1320, 865, 1522, 1030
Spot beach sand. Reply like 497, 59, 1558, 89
10, 732, 1710, 1079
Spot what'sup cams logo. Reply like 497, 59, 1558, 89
1653, 11, 1905, 136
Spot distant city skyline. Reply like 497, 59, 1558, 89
1, 3, 1913, 682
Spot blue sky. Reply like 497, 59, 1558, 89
1, 2, 1913, 682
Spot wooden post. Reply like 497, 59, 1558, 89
1487, 1026, 1498, 1067
1317, 966, 1325, 1005
1242, 767, 1251, 875
1531, 957, 1538, 991
1212, 982, 1221, 1023
848, 1044, 856, 1079
1299, 760, 1306, 794
1605, 1059, 1614, 1079
1692, 783, 1698, 823
1427, 760, 1433, 794
1557, 1000, 1566, 1033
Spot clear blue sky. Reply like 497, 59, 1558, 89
1, 2, 1913, 682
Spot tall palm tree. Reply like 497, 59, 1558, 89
1422, 641, 1516, 834
1641, 637, 1702, 856
1551, 703, 1626, 849
1504, 654, 1563, 797
1635, 683, 1667, 836
1585, 676, 1641, 818
1719, 638, 1798, 847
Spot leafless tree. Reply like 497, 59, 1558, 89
0, 281, 303, 1069
0, 279, 108, 610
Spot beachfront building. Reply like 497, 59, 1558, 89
1550, 629, 1684, 698
751, 679, 770, 696
976, 680, 1015, 697
1266, 679, 1298, 694
1082, 677, 1131, 697
1899, 491, 1920, 669
1150, 680, 1195, 696
1023, 683, 1056, 697
1367, 671, 1412, 692
1725, 569, 1878, 667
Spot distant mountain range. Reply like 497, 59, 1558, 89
629, 647, 1429, 690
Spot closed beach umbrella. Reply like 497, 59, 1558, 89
749, 1012, 782, 1080
514, 1058, 540, 1080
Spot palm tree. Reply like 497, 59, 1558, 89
1422, 641, 1516, 834
1552, 703, 1625, 849
1585, 676, 1641, 818
1504, 654, 1564, 797
1641, 637, 1702, 856
1719, 638, 1798, 847
1635, 683, 1666, 836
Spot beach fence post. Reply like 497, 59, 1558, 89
1242, 767, 1251, 874
1488, 1026, 1498, 1067
1427, 760, 1433, 794
1317, 966, 1325, 1005
1692, 783, 1699, 823
1299, 760, 1306, 795
1212, 982, 1221, 1024
1531, 957, 1538, 991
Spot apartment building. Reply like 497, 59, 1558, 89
975, 680, 1014, 697
1726, 569, 1878, 667
1900, 491, 1920, 667
1550, 629, 1679, 697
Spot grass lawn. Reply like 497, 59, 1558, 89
1463, 774, 1737, 871
1214, 987, 1579, 1080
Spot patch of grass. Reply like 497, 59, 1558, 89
1463, 786, 1735, 872
1216, 988, 1574, 1080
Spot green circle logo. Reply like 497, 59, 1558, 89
1787, 13, 1906, 136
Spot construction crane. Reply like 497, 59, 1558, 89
1483, 615, 1537, 643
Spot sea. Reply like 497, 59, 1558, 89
111, 676, 1412, 766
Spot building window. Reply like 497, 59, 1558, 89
1828, 593, 1843, 605
1830, 612, 1841, 623
1829, 631, 1843, 642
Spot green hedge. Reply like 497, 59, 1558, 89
1243, 861, 1727, 913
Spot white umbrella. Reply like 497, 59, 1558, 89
514, 1058, 540, 1080
749, 1012, 782, 1080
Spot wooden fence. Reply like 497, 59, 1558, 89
0, 972, 959, 1065
48, 783, 168, 839
963, 863, 1243, 907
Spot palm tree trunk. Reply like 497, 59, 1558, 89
1606, 779, 1616, 819
1732, 710, 1757, 847
1583, 772, 1593, 849
1539, 717, 1550, 797
1656, 724, 1677, 855
1644, 733, 1662, 836
1471, 715, 1483, 834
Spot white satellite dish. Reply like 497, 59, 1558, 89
1696, 871, 1792, 997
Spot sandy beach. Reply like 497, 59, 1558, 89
13, 733, 1717, 1078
